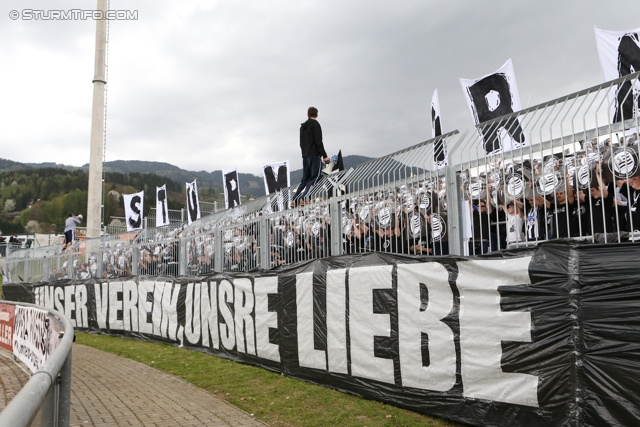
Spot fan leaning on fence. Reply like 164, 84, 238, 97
62, 213, 82, 252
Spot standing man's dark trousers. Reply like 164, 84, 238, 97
293, 156, 323, 204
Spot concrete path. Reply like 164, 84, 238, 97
1, 345, 267, 427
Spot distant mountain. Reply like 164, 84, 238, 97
94, 160, 267, 198
1, 155, 374, 199
27, 162, 80, 171
0, 158, 31, 171
93, 155, 374, 198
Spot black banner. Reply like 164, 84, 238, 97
4, 242, 640, 427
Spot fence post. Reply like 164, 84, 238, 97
43, 255, 50, 282
330, 198, 342, 256
57, 350, 72, 427
179, 237, 186, 276
68, 253, 74, 279
214, 227, 223, 273
131, 243, 139, 276
444, 166, 462, 256
39, 379, 57, 427
259, 215, 270, 271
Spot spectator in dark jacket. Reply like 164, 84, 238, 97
291, 106, 330, 206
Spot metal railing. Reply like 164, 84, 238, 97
453, 71, 640, 255
3, 71, 640, 283
0, 302, 74, 427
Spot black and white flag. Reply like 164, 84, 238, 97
186, 180, 201, 225
123, 191, 144, 232
460, 59, 528, 155
431, 89, 448, 169
223, 169, 241, 209
595, 27, 640, 123
263, 160, 290, 195
156, 185, 170, 227
263, 161, 290, 212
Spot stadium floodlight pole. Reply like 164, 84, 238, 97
87, 0, 108, 240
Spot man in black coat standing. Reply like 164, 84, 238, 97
292, 106, 330, 206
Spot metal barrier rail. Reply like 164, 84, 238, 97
0, 301, 74, 427
4, 72, 640, 282
452, 71, 640, 255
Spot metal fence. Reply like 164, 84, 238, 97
453, 70, 640, 255
0, 301, 74, 427
3, 71, 640, 283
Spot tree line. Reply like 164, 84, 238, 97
0, 168, 208, 234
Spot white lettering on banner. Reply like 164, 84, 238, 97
75, 286, 88, 328
219, 280, 236, 350
64, 286, 76, 326
161, 282, 180, 340
397, 263, 456, 391
234, 278, 256, 356
54, 286, 64, 314
254, 277, 279, 362
349, 265, 395, 385
457, 257, 539, 407
123, 281, 139, 332
109, 282, 124, 331
93, 280, 178, 335
138, 281, 154, 334
0, 324, 12, 346
95, 283, 109, 329
296, 272, 327, 370
38, 286, 55, 310
34, 285, 88, 328
13, 307, 50, 373
201, 281, 219, 349
34, 256, 541, 408
185, 282, 202, 345
326, 268, 348, 374
152, 282, 165, 335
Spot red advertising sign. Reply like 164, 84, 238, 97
0, 303, 15, 351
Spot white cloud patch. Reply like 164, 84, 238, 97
1, 0, 639, 175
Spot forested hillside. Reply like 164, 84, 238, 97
0, 168, 189, 234
0, 154, 373, 234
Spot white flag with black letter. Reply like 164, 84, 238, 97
223, 169, 241, 209
156, 185, 170, 227
460, 59, 528, 155
431, 89, 448, 169
595, 27, 640, 123
123, 191, 144, 232
186, 180, 201, 225
263, 160, 290, 212
263, 160, 290, 195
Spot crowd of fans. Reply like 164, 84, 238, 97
12, 131, 640, 283
466, 135, 640, 254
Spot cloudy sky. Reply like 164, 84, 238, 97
1, 0, 639, 176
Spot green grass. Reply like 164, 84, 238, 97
76, 332, 462, 427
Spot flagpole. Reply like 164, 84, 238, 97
87, 0, 108, 240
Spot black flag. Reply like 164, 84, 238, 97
186, 180, 200, 224
223, 169, 241, 209
156, 185, 170, 227
614, 34, 640, 122
263, 160, 290, 194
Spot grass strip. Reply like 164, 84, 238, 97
76, 332, 461, 427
